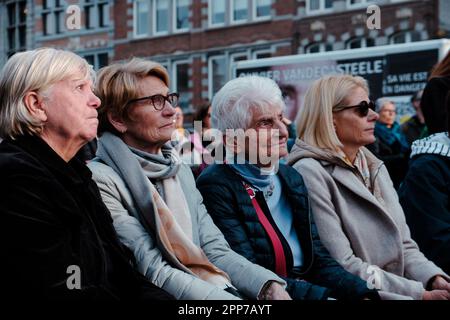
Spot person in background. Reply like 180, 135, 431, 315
174, 106, 186, 139
421, 51, 450, 134
401, 90, 426, 146
88, 58, 291, 300
197, 76, 379, 301
368, 98, 409, 189
282, 117, 297, 153
0, 48, 173, 300
190, 103, 213, 177
399, 90, 450, 275
288, 74, 450, 300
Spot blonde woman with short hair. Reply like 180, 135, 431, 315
287, 74, 450, 300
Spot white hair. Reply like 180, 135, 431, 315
375, 97, 395, 113
0, 48, 93, 139
211, 75, 285, 131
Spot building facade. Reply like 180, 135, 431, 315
0, 0, 448, 114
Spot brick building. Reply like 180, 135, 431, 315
1, 0, 449, 115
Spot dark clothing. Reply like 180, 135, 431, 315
399, 153, 450, 275
368, 122, 410, 189
0, 135, 173, 300
401, 115, 427, 146
75, 139, 98, 163
197, 163, 378, 300
421, 76, 450, 134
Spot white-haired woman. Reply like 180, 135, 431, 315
287, 74, 450, 300
88, 58, 290, 300
0, 48, 172, 300
197, 76, 380, 300
367, 98, 409, 189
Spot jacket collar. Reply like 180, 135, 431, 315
10, 134, 92, 186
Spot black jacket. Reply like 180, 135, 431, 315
399, 153, 450, 275
197, 163, 378, 300
0, 135, 173, 300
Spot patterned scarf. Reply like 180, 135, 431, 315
96, 132, 231, 288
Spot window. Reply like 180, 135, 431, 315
254, 0, 271, 20
346, 37, 375, 49
98, 2, 109, 27
134, 0, 190, 37
209, 56, 227, 98
85, 0, 109, 29
175, 0, 189, 31
347, 0, 379, 7
173, 61, 190, 111
135, 0, 150, 36
154, 0, 169, 34
7, 1, 27, 57
41, 0, 64, 35
253, 49, 271, 59
307, 0, 333, 14
390, 31, 421, 44
83, 52, 109, 70
209, 0, 226, 26
232, 0, 248, 23
229, 52, 249, 79
305, 42, 333, 53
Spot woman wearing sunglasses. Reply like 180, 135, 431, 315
87, 58, 291, 300
287, 75, 450, 300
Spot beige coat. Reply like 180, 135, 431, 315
287, 139, 447, 300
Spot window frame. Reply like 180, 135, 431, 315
172, 60, 191, 111
173, 0, 190, 33
230, 0, 249, 25
208, 0, 226, 27
346, 37, 375, 49
305, 0, 334, 16
389, 30, 421, 44
252, 0, 271, 21
208, 55, 227, 100
133, 0, 150, 38
305, 42, 333, 53
7, 0, 27, 56
153, 0, 170, 35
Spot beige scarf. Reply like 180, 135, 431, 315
134, 148, 232, 288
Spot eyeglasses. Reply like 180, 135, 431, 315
127, 93, 179, 111
334, 100, 375, 117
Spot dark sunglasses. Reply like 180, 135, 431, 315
127, 92, 179, 110
335, 100, 375, 117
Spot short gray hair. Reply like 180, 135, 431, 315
375, 97, 395, 113
211, 75, 285, 131
0, 48, 93, 139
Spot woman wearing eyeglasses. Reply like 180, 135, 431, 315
87, 58, 291, 300
287, 75, 450, 300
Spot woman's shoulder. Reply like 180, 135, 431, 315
0, 139, 52, 181
87, 160, 124, 187
290, 156, 327, 173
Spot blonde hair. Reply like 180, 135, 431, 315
0, 48, 92, 139
296, 74, 369, 151
96, 58, 169, 134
